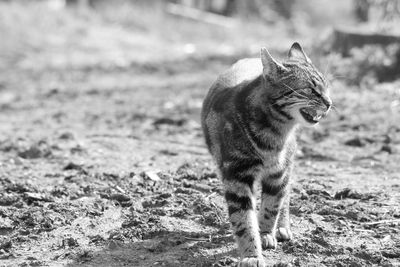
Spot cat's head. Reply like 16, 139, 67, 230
260, 42, 332, 126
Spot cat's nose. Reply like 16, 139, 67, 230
322, 97, 332, 110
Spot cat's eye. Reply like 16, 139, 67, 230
303, 88, 313, 95
303, 87, 322, 97
311, 80, 317, 87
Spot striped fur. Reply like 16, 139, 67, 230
201, 43, 332, 266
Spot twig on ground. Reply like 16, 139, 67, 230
205, 192, 217, 200
363, 219, 400, 225
184, 236, 209, 242
354, 228, 374, 233
109, 183, 126, 194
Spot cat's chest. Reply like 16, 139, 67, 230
258, 136, 296, 171
260, 149, 288, 168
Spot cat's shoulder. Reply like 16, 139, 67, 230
202, 58, 262, 115
216, 58, 262, 89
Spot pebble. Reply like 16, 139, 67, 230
110, 193, 131, 202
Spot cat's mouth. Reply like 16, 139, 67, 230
300, 107, 323, 124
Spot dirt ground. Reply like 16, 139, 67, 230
0, 2, 399, 267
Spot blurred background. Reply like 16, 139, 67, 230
0, 1, 399, 266
1, 0, 400, 79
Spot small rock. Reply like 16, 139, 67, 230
24, 192, 53, 202
18, 146, 45, 159
29, 260, 42, 266
157, 193, 172, 199
273, 263, 293, 267
29, 235, 40, 240
63, 237, 78, 247
306, 189, 332, 199
143, 171, 161, 182
19, 229, 30, 235
152, 117, 186, 127
142, 199, 168, 208
159, 149, 178, 156
175, 187, 197, 195
381, 235, 392, 243
201, 171, 217, 179
120, 201, 132, 207
344, 137, 373, 147
0, 239, 12, 251
89, 235, 104, 244
191, 183, 212, 193
0, 217, 13, 233
334, 188, 373, 200
381, 248, 400, 259
308, 214, 325, 224
76, 250, 92, 262
110, 193, 131, 202
58, 132, 75, 140
130, 201, 143, 212
107, 240, 121, 250
63, 162, 87, 174
0, 251, 12, 260
10, 157, 24, 165
0, 193, 19, 205
381, 144, 395, 154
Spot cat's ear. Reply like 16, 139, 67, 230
288, 42, 312, 63
260, 47, 287, 78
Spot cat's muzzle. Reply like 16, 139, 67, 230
300, 107, 327, 124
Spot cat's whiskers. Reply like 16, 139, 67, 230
271, 99, 301, 107
276, 99, 313, 109
270, 93, 310, 107
329, 104, 339, 113
282, 83, 309, 99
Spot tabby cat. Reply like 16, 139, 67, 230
201, 43, 332, 267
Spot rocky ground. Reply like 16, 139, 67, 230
0, 2, 399, 267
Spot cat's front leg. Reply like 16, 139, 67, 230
276, 193, 293, 241
258, 171, 290, 249
223, 169, 264, 267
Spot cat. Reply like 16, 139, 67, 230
201, 43, 332, 267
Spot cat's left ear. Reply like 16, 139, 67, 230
288, 42, 312, 64
260, 47, 287, 79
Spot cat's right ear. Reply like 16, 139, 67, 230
288, 42, 312, 63
260, 47, 287, 79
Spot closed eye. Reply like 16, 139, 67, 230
312, 89, 321, 97
311, 80, 317, 87
302, 88, 313, 94
302, 87, 322, 99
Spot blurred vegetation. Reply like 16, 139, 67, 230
0, 0, 399, 86
328, 44, 400, 85
354, 0, 400, 23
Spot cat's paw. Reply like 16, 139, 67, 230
261, 233, 277, 249
238, 257, 266, 267
276, 227, 293, 241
